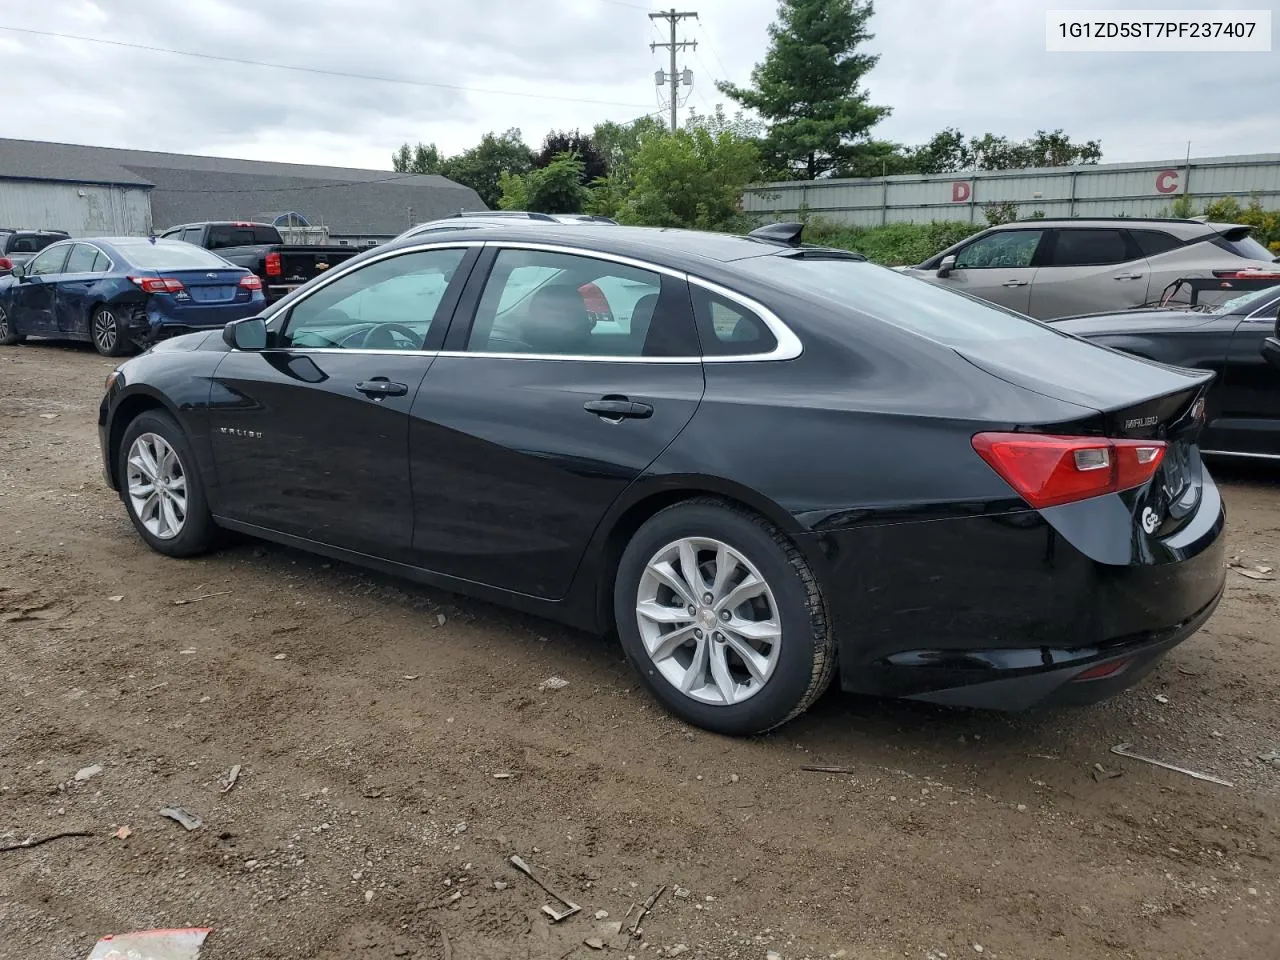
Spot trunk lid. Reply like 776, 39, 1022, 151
164, 268, 252, 306
958, 333, 1213, 535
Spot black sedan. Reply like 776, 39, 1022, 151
1053, 284, 1280, 461
98, 222, 1226, 735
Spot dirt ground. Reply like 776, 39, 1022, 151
1, 341, 1278, 960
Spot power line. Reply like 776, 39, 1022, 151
0, 26, 655, 109
696, 22, 735, 84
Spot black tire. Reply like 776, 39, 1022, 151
117, 409, 218, 557
0, 304, 24, 345
92, 304, 131, 357
613, 497, 835, 736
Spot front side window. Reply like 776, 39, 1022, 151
466, 249, 688, 357
27, 244, 71, 276
64, 243, 106, 274
181, 228, 204, 245
280, 248, 466, 350
954, 230, 1043, 269
1047, 229, 1134, 267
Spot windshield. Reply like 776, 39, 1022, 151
750, 256, 1060, 345
1214, 283, 1280, 315
113, 240, 234, 270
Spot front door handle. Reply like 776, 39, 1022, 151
1001, 279, 1028, 287
1114, 273, 1144, 280
584, 397, 654, 421
356, 379, 408, 399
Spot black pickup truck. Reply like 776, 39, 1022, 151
158, 221, 361, 302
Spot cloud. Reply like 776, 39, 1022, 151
2, 0, 1276, 170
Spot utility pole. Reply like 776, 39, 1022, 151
649, 8, 698, 132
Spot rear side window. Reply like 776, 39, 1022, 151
1129, 230, 1182, 257
181, 228, 204, 244
64, 243, 105, 273
690, 287, 778, 357
8, 234, 45, 254
1211, 234, 1276, 262
1047, 229, 1134, 267
750, 257, 1061, 346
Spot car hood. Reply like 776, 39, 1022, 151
1049, 309, 1217, 337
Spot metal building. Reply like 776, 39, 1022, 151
0, 138, 487, 243
743, 152, 1280, 226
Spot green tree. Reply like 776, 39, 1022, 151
499, 153, 588, 214
718, 0, 890, 180
438, 129, 534, 208
902, 128, 1102, 174
392, 143, 412, 173
392, 142, 445, 175
536, 130, 606, 184
587, 115, 671, 218
617, 122, 761, 230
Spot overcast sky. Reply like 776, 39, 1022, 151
1, 0, 1276, 170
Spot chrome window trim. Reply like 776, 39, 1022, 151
255, 238, 804, 363
1243, 294, 1280, 321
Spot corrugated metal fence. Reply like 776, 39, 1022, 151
742, 153, 1280, 226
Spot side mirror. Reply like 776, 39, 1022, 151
937, 254, 957, 279
223, 316, 267, 350
1262, 337, 1280, 373
10, 265, 25, 278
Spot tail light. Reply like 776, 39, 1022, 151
0, 257, 12, 271
239, 274, 263, 291
264, 252, 282, 277
1212, 269, 1280, 281
128, 275, 186, 294
972, 433, 1167, 509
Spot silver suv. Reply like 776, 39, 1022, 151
902, 217, 1280, 319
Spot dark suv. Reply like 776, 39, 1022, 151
0, 229, 71, 272
903, 217, 1280, 319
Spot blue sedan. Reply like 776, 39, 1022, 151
0, 236, 266, 356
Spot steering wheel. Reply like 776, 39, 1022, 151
361, 323, 422, 350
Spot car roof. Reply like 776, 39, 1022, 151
387, 221, 796, 267
999, 217, 1223, 240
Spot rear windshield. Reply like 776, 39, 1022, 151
207, 225, 281, 248
113, 240, 234, 270
1211, 234, 1277, 262
750, 256, 1060, 345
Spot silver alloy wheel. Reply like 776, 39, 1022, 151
636, 537, 782, 705
125, 432, 188, 540
0, 306, 9, 339
93, 309, 117, 352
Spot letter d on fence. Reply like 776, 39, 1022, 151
952, 181, 972, 202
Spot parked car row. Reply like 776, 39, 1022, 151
94, 218, 1232, 734
903, 216, 1280, 319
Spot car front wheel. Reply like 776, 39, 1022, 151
0, 305, 24, 345
614, 498, 835, 735
118, 410, 217, 557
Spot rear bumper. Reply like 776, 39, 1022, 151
805, 473, 1227, 710
129, 301, 264, 342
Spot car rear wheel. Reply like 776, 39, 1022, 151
118, 410, 217, 557
614, 498, 835, 735
92, 305, 130, 357
0, 305, 24, 345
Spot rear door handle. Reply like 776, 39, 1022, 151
1001, 279, 1028, 287
584, 398, 654, 421
356, 379, 408, 399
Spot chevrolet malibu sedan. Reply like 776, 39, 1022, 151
97, 222, 1226, 735
0, 237, 265, 355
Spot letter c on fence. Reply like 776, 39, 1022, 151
1155, 170, 1179, 194
952, 182, 972, 202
